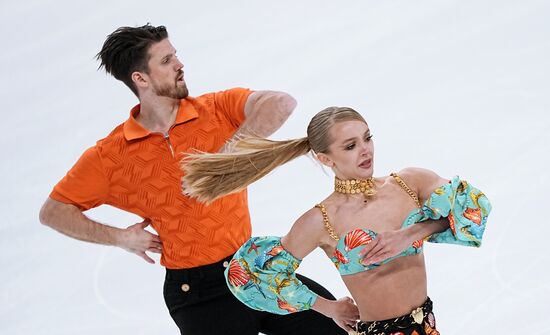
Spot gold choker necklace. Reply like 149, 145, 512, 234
334, 177, 376, 198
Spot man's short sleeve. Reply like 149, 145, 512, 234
213, 87, 253, 130
50, 146, 109, 211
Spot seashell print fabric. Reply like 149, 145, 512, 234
224, 236, 317, 314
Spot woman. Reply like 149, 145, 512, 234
181, 107, 491, 334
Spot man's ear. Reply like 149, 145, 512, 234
131, 71, 148, 89
315, 152, 334, 168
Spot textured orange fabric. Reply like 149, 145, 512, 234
51, 88, 253, 268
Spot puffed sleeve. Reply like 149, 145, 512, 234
224, 236, 318, 314
421, 176, 491, 247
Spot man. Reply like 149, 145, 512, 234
39, 24, 349, 334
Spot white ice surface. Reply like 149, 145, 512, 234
1, 0, 549, 334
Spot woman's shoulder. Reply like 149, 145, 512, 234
296, 204, 323, 225
296, 204, 327, 229
282, 204, 334, 258
397, 167, 438, 180
291, 200, 340, 239
393, 167, 449, 201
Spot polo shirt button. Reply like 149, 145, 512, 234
181, 283, 190, 292
222, 261, 229, 268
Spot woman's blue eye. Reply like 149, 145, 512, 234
345, 143, 355, 150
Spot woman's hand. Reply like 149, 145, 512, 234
313, 296, 360, 331
359, 218, 450, 265
329, 297, 360, 331
359, 229, 413, 266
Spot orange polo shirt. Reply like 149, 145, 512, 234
50, 88, 253, 269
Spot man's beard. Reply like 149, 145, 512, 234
153, 80, 189, 99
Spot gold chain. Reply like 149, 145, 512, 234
390, 173, 420, 207
315, 204, 339, 241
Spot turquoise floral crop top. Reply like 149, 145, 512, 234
224, 175, 491, 315
319, 203, 427, 276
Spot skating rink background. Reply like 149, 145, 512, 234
2, 0, 549, 334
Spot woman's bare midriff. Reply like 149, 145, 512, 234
343, 253, 427, 321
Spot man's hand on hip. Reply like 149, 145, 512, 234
119, 219, 163, 264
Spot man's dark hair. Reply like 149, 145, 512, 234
96, 24, 168, 96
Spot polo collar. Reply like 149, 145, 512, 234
123, 98, 199, 140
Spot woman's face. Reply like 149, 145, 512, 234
318, 120, 374, 180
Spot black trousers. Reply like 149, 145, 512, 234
164, 255, 346, 335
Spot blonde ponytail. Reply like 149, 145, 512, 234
182, 137, 311, 203
182, 106, 367, 203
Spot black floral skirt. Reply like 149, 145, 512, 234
352, 297, 439, 335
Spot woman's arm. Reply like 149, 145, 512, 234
360, 218, 450, 265
360, 168, 450, 265
281, 210, 360, 330
226, 208, 359, 331
398, 167, 491, 247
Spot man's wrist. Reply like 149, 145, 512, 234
109, 226, 127, 248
